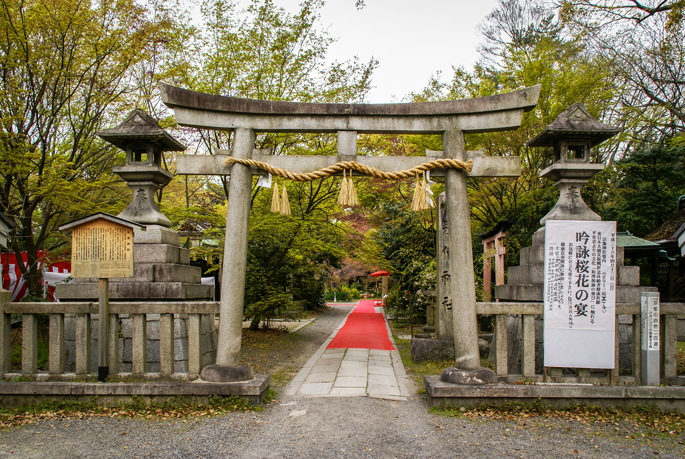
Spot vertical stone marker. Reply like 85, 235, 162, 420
60, 213, 142, 381
641, 292, 660, 385
436, 193, 453, 341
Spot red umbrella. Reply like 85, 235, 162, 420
369, 270, 390, 277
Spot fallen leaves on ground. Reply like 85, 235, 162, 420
0, 395, 259, 430
435, 404, 685, 437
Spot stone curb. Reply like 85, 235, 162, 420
0, 375, 271, 407
424, 375, 685, 411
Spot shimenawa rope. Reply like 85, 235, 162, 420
224, 157, 473, 181
231, 157, 471, 213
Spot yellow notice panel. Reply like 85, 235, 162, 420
71, 220, 134, 278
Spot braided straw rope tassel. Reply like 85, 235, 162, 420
411, 172, 432, 211
423, 173, 435, 209
410, 173, 423, 212
270, 179, 281, 213
337, 169, 349, 206
347, 170, 359, 207
280, 179, 291, 216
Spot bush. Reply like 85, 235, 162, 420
244, 289, 293, 330
323, 286, 358, 302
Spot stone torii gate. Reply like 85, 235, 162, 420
160, 82, 540, 383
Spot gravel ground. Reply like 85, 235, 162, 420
0, 305, 683, 458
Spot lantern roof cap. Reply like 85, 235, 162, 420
98, 109, 186, 152
527, 103, 620, 148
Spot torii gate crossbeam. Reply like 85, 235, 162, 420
160, 83, 540, 383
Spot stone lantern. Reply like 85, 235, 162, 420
527, 103, 620, 225
99, 109, 186, 227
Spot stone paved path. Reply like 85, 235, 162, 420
286, 303, 411, 400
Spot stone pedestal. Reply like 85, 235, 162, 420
112, 166, 174, 228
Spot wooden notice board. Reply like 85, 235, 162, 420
71, 219, 134, 278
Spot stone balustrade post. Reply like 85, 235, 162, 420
49, 314, 65, 375
0, 289, 10, 376
522, 315, 535, 376
132, 314, 147, 374
109, 314, 120, 374
22, 314, 37, 375
662, 314, 677, 380
75, 313, 91, 374
494, 314, 508, 376
160, 313, 174, 375
188, 313, 202, 376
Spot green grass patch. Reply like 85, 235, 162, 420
0, 394, 264, 430
394, 336, 452, 389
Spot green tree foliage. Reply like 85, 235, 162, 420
242, 179, 348, 327
157, 0, 377, 324
601, 143, 685, 236
0, 0, 178, 295
373, 202, 436, 322
559, 0, 685, 142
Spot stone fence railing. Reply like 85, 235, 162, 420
0, 300, 219, 379
478, 302, 684, 385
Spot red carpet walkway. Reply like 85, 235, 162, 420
326, 300, 395, 351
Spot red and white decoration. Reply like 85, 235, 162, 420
1, 251, 71, 302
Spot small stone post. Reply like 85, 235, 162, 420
0, 288, 10, 376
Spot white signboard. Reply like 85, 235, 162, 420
543, 220, 617, 368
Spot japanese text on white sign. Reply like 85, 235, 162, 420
543, 220, 617, 368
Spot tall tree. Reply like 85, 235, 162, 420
153, 0, 378, 324
559, 0, 685, 143
411, 0, 617, 250
0, 0, 177, 296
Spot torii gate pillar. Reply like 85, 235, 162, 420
442, 130, 480, 370
201, 128, 256, 382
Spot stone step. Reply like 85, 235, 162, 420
519, 240, 626, 266
495, 283, 541, 302
507, 264, 544, 285
506, 263, 639, 287
73, 263, 202, 284
154, 264, 201, 284
519, 244, 544, 266
134, 243, 190, 265
619, 265, 639, 286
495, 283, 656, 303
